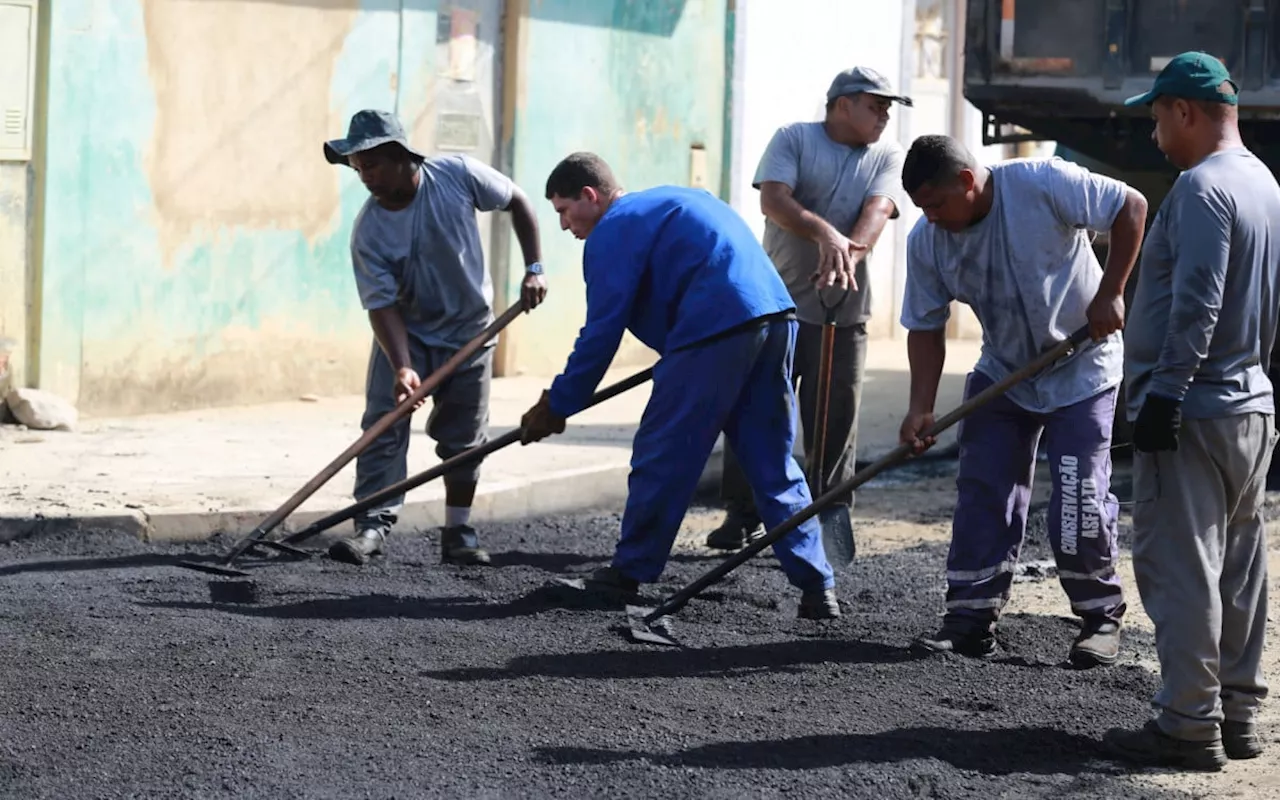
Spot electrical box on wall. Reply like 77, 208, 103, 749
0, 0, 38, 162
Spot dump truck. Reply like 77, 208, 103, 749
962, 0, 1280, 471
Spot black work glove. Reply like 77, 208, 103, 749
1132, 393, 1182, 453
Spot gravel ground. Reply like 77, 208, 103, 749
0, 493, 1191, 800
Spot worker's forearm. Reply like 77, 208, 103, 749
368, 306, 413, 371
763, 192, 838, 244
1097, 191, 1148, 298
847, 202, 895, 251
507, 190, 543, 268
907, 329, 947, 414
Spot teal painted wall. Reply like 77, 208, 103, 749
36, 0, 507, 416
500, 0, 728, 376
34, 0, 727, 412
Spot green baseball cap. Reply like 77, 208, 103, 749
1124, 51, 1239, 107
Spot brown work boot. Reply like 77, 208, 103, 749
440, 524, 491, 566
1223, 720, 1264, 760
327, 528, 386, 565
1103, 720, 1227, 771
1070, 618, 1121, 668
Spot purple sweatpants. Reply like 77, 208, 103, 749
945, 370, 1127, 628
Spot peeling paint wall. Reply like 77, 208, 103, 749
37, 0, 507, 416
499, 0, 728, 377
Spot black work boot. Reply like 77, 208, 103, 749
1103, 720, 1227, 771
705, 510, 765, 551
328, 528, 386, 565
798, 588, 840, 620
912, 617, 998, 659
1223, 720, 1264, 760
1070, 617, 1122, 668
440, 525, 491, 566
585, 566, 641, 600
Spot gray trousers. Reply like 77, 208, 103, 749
353, 339, 493, 532
1132, 412, 1278, 741
719, 320, 867, 519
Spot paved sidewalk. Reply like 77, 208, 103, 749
0, 338, 983, 542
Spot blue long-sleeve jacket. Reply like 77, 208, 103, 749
547, 186, 798, 417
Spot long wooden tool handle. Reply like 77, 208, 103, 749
644, 325, 1092, 623
809, 322, 836, 492
281, 366, 657, 546
225, 303, 525, 561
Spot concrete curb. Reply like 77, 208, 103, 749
0, 454, 724, 545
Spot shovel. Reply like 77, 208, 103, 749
625, 324, 1093, 646
809, 287, 855, 568
177, 303, 525, 578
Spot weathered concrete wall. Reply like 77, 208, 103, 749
497, 0, 727, 377
36, 0, 508, 416
0, 163, 28, 390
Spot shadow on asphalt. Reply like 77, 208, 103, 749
0, 553, 226, 576
419, 638, 914, 681
530, 726, 1115, 776
139, 591, 557, 621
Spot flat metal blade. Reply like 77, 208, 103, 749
625, 605, 680, 647
819, 505, 856, 569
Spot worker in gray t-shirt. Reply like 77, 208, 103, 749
706, 66, 908, 552
321, 110, 547, 567
1104, 53, 1280, 773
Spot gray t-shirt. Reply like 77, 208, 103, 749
351, 154, 514, 350
752, 122, 905, 327
1124, 146, 1280, 421
901, 157, 1129, 414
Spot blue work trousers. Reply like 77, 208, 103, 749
613, 318, 835, 592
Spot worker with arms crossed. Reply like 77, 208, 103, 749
707, 66, 908, 552
897, 134, 1148, 667
322, 109, 547, 567
519, 152, 840, 618
1103, 52, 1280, 772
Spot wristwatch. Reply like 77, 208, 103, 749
526, 261, 544, 275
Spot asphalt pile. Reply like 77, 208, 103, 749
0, 507, 1188, 800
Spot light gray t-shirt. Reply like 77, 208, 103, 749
901, 157, 1129, 414
351, 154, 514, 350
753, 122, 905, 327
1124, 146, 1280, 421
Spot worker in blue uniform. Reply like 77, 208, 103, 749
519, 151, 839, 618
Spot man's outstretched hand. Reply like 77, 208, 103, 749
521, 390, 566, 445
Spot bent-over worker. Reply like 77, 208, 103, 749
898, 134, 1148, 667
322, 110, 547, 567
520, 152, 839, 618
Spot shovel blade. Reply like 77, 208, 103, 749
625, 605, 681, 647
819, 505, 856, 569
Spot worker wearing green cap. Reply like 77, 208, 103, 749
1103, 51, 1280, 771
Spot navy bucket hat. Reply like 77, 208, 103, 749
323, 109, 427, 167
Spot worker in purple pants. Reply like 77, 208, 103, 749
896, 134, 1149, 667
946, 372, 1125, 624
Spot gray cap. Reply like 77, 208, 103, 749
827, 66, 913, 107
